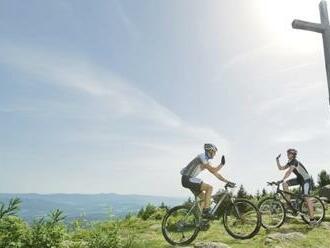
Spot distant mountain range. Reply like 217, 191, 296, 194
0, 193, 185, 222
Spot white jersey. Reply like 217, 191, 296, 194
287, 159, 310, 182
180, 153, 209, 178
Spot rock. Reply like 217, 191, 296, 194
320, 222, 330, 229
265, 232, 305, 245
149, 223, 161, 230
320, 185, 330, 202
194, 241, 231, 248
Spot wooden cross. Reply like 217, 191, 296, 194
292, 0, 330, 106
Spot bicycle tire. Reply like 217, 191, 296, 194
299, 196, 325, 224
258, 197, 286, 229
161, 205, 200, 246
223, 199, 261, 239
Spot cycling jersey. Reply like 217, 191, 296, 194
286, 159, 310, 183
180, 153, 209, 177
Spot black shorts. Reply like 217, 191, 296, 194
181, 175, 203, 196
286, 178, 311, 196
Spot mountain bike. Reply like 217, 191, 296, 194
161, 183, 261, 246
258, 181, 325, 229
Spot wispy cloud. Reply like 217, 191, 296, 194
0, 107, 36, 113
273, 128, 326, 143
257, 80, 324, 113
0, 41, 228, 150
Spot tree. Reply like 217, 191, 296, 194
29, 209, 66, 248
261, 188, 267, 197
137, 204, 157, 220
0, 198, 21, 220
159, 202, 168, 210
317, 170, 330, 188
255, 190, 261, 200
237, 185, 248, 199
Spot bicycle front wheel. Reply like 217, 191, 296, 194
258, 197, 286, 229
300, 196, 325, 224
223, 199, 261, 239
161, 205, 200, 246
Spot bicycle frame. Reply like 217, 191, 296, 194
273, 183, 307, 214
211, 191, 233, 216
183, 187, 236, 221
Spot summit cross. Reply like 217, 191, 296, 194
292, 0, 330, 106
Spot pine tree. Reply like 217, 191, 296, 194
255, 190, 261, 200
159, 202, 168, 210
261, 188, 267, 197
237, 185, 248, 198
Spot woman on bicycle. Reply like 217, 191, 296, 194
276, 148, 316, 225
180, 143, 235, 218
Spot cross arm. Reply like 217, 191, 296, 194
292, 19, 325, 33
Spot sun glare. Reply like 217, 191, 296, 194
254, 0, 323, 53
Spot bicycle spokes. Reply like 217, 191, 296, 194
163, 206, 199, 245
300, 196, 325, 224
259, 198, 285, 228
224, 200, 260, 239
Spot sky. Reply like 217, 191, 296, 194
0, 0, 330, 197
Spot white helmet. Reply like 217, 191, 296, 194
204, 143, 218, 153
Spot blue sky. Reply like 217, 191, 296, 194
1, 0, 330, 196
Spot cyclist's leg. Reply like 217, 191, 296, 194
198, 192, 206, 209
200, 183, 213, 210
185, 177, 204, 207
283, 178, 299, 201
303, 180, 314, 219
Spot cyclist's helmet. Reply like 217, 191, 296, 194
204, 144, 218, 158
287, 148, 298, 157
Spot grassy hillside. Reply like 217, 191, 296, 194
128, 215, 330, 248
0, 198, 329, 248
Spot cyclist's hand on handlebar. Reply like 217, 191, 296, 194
227, 182, 236, 188
276, 154, 281, 160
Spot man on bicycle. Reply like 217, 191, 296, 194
276, 148, 316, 225
180, 143, 234, 218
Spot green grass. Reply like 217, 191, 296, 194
127, 206, 330, 248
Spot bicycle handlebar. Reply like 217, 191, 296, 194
266, 180, 283, 186
225, 182, 236, 190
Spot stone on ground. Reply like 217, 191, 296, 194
265, 232, 305, 245
320, 222, 330, 229
193, 241, 231, 248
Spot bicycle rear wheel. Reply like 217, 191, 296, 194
223, 199, 261, 239
300, 196, 325, 224
258, 197, 286, 229
161, 205, 200, 246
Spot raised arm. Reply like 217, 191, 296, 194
212, 171, 230, 183
276, 154, 289, 171
203, 164, 230, 183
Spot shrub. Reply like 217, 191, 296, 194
0, 215, 30, 248
28, 209, 66, 248
149, 208, 166, 220
86, 223, 121, 248
137, 204, 157, 220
